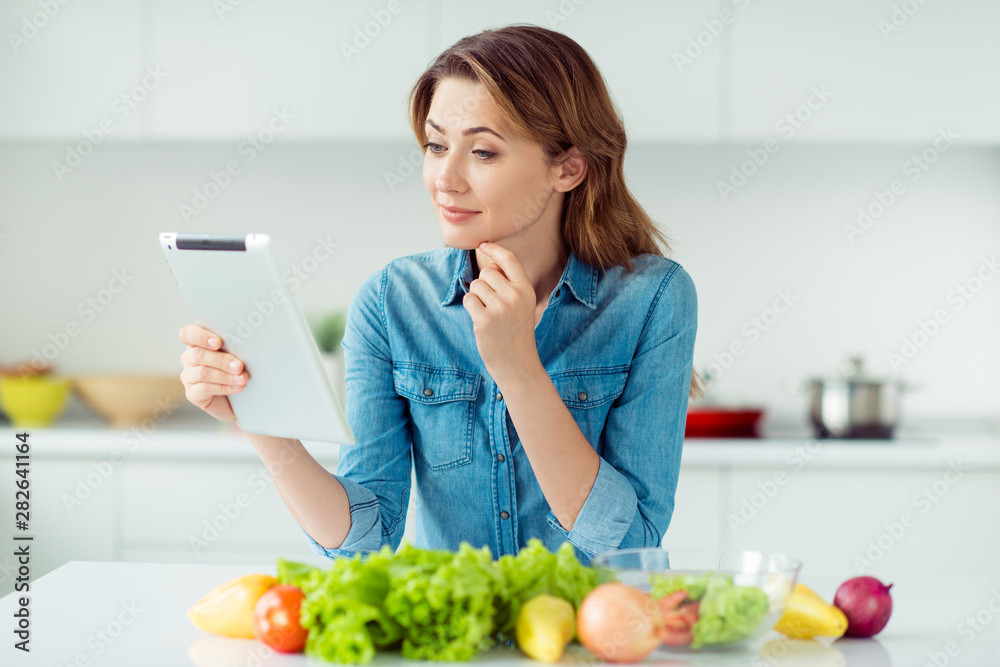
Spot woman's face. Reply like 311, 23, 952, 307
422, 77, 563, 251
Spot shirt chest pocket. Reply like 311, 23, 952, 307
549, 367, 629, 443
393, 364, 480, 471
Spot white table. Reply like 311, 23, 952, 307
2, 561, 999, 666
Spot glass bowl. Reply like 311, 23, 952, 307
590, 548, 802, 653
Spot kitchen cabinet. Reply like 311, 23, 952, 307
731, 0, 1000, 143
0, 429, 415, 597
147, 0, 433, 140
119, 459, 418, 561
5, 424, 999, 599
0, 0, 144, 140
726, 467, 1000, 578
662, 469, 724, 550
0, 456, 116, 595
435, 0, 723, 143
2, 1, 997, 143
120, 460, 319, 552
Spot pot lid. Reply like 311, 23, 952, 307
808, 355, 900, 385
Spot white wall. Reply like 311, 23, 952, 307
0, 141, 997, 424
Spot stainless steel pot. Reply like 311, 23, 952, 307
785, 356, 918, 439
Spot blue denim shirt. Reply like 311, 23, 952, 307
302, 245, 697, 566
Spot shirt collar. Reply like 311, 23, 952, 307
440, 246, 598, 309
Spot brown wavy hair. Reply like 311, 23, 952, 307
407, 24, 703, 400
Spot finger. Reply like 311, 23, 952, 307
190, 365, 247, 387
467, 277, 503, 310
186, 380, 241, 407
179, 324, 223, 350
478, 242, 529, 285
475, 263, 515, 296
180, 371, 245, 401
462, 291, 486, 317
181, 346, 244, 374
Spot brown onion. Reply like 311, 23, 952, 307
577, 582, 663, 663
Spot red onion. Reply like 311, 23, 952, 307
833, 576, 893, 637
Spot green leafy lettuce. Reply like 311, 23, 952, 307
275, 538, 596, 664
650, 573, 768, 649
494, 539, 597, 641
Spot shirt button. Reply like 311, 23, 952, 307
500, 511, 510, 520
497, 453, 505, 462
577, 391, 588, 401
423, 388, 434, 397
495, 392, 502, 401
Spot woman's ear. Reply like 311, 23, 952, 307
553, 146, 587, 193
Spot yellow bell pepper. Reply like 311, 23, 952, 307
775, 583, 848, 640
187, 573, 278, 638
516, 594, 576, 663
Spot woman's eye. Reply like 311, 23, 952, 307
422, 142, 495, 161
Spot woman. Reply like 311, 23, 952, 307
178, 25, 701, 566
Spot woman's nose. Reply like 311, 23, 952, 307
434, 153, 466, 193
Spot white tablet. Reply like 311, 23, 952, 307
159, 233, 355, 445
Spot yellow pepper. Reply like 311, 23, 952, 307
187, 573, 278, 638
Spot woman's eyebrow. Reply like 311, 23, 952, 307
426, 118, 505, 141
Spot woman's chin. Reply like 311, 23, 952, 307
440, 227, 484, 251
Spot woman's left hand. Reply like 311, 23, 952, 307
463, 242, 541, 387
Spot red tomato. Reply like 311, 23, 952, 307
657, 590, 689, 612
252, 584, 308, 653
657, 592, 699, 647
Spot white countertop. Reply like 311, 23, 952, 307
2, 560, 998, 666
4, 415, 1000, 470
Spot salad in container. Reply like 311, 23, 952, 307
587, 548, 802, 655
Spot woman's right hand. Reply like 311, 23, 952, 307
178, 324, 249, 423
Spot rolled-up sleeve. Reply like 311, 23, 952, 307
546, 264, 698, 561
300, 267, 413, 559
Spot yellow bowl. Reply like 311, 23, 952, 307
72, 374, 187, 428
0, 375, 73, 427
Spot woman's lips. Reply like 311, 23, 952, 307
440, 207, 481, 223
